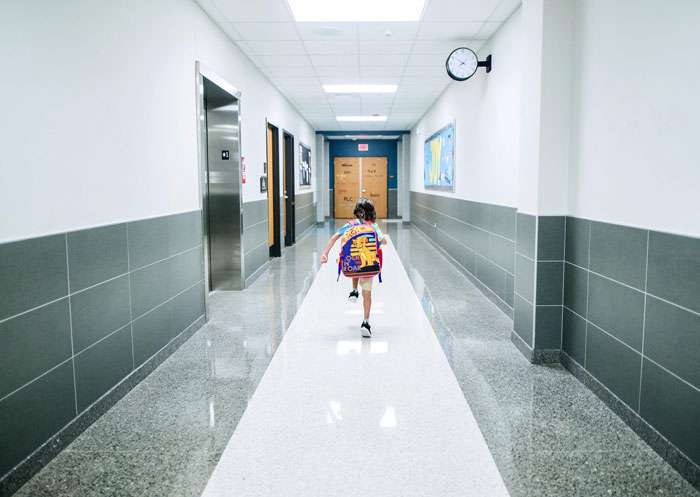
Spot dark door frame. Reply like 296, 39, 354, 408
283, 130, 296, 246
266, 121, 281, 257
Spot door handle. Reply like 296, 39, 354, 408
284, 196, 289, 199
362, 189, 366, 193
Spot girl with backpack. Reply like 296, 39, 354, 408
320, 198, 386, 337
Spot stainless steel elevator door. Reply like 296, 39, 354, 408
204, 80, 242, 291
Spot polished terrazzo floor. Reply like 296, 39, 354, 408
15, 222, 699, 496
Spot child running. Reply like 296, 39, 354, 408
320, 198, 387, 337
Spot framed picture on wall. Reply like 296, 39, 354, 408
299, 143, 311, 189
424, 121, 455, 192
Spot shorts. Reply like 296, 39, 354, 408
358, 277, 374, 291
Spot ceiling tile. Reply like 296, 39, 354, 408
406, 53, 445, 67
303, 40, 358, 55
358, 75, 401, 85
360, 94, 395, 104
417, 22, 484, 40
319, 75, 362, 85
232, 22, 299, 41
247, 40, 307, 55
402, 65, 446, 77
360, 66, 405, 78
358, 40, 414, 54
296, 23, 359, 41
359, 54, 409, 67
412, 39, 472, 54
277, 76, 321, 87
422, 0, 501, 22
358, 22, 420, 40
259, 54, 312, 67
315, 66, 360, 78
214, 0, 293, 22
310, 54, 358, 66
268, 66, 318, 77
400, 74, 445, 85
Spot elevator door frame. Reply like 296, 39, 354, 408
195, 62, 244, 321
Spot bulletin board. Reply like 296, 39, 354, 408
424, 121, 455, 192
299, 143, 311, 189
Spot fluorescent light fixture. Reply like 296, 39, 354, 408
323, 84, 397, 94
287, 0, 426, 22
337, 116, 388, 122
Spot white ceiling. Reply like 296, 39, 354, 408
196, 0, 521, 131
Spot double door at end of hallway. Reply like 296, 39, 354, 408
334, 156, 388, 219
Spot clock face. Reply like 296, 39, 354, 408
446, 47, 479, 81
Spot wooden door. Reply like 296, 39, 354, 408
267, 127, 275, 247
334, 157, 360, 219
361, 157, 387, 219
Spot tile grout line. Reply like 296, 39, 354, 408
0, 357, 74, 405
131, 279, 204, 323
562, 302, 700, 395
74, 323, 132, 359
0, 295, 68, 325
531, 215, 539, 348
560, 217, 568, 349
565, 256, 699, 317
418, 202, 517, 244
131, 244, 203, 274
411, 224, 513, 311
65, 234, 79, 415
638, 230, 650, 413
0, 245, 205, 327
584, 221, 591, 369
413, 211, 515, 277
126, 226, 135, 371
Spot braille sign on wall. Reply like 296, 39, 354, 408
221, 150, 229, 160
358, 144, 368, 151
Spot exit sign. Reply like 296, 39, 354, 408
358, 144, 368, 151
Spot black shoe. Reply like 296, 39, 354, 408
348, 289, 359, 303
361, 321, 372, 338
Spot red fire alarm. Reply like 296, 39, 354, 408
241, 157, 246, 184
358, 144, 368, 151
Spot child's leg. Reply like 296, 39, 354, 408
362, 289, 371, 320
358, 277, 374, 320
352, 278, 359, 290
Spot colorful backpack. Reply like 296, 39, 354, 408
337, 220, 383, 282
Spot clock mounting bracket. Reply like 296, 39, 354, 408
477, 54, 492, 73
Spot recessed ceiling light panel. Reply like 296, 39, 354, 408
287, 0, 426, 22
324, 85, 397, 94
337, 116, 388, 122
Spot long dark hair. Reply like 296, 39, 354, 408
353, 197, 376, 223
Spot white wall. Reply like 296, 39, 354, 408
410, 7, 522, 207
0, 0, 315, 243
568, 0, 700, 237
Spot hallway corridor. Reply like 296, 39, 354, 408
14, 223, 698, 497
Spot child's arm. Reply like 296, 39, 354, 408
380, 238, 387, 245
320, 233, 340, 263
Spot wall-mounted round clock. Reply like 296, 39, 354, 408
446, 48, 492, 81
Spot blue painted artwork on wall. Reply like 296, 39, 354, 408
424, 121, 455, 192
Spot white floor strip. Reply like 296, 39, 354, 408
201, 237, 509, 496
